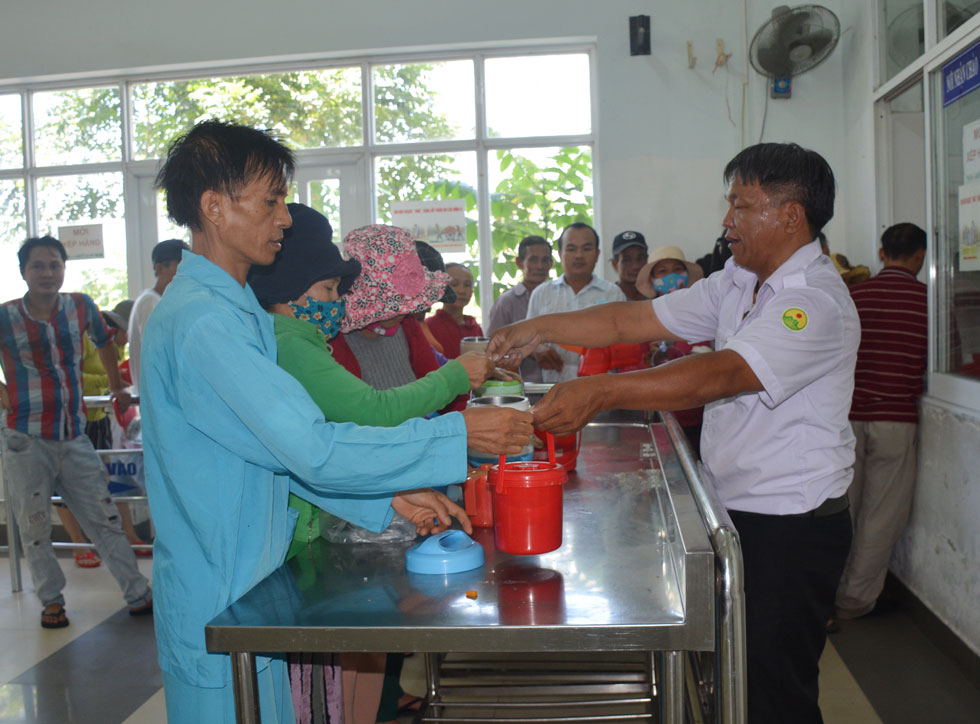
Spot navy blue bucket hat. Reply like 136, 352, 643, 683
248, 203, 361, 307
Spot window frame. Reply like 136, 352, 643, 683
874, 4, 980, 411
0, 42, 598, 318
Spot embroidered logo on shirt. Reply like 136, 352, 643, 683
782, 308, 808, 331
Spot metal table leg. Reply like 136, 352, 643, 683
231, 651, 261, 724
660, 650, 684, 724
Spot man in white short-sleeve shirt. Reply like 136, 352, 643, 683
128, 238, 190, 393
489, 143, 858, 724
525, 223, 627, 383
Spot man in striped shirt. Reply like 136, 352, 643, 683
0, 236, 152, 629
834, 223, 927, 622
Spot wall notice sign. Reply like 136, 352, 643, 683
58, 224, 104, 260
964, 119, 980, 183
391, 199, 467, 254
943, 39, 980, 107
957, 183, 980, 271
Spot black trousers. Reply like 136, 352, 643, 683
728, 508, 852, 724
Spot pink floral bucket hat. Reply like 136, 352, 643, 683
341, 224, 451, 333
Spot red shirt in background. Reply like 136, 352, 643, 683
848, 266, 927, 424
425, 308, 483, 359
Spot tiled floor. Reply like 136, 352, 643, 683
0, 551, 977, 723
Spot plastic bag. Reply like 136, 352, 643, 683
320, 510, 418, 544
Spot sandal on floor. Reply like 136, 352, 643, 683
397, 694, 425, 714
74, 550, 101, 568
41, 604, 69, 629
132, 541, 153, 557
129, 595, 153, 617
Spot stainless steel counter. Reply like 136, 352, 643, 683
206, 413, 741, 723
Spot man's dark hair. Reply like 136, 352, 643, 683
555, 222, 599, 251
723, 142, 835, 237
18, 236, 67, 273
155, 119, 295, 231
517, 235, 550, 260
881, 222, 926, 260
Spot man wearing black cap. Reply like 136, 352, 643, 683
127, 238, 190, 393
610, 230, 649, 301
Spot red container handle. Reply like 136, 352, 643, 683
496, 454, 507, 494
546, 432, 556, 464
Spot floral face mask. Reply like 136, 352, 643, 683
653, 272, 689, 295
289, 296, 346, 340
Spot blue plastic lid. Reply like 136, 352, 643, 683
405, 530, 485, 575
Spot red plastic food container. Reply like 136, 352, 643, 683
577, 346, 611, 376
488, 445, 567, 555
462, 464, 494, 528
533, 428, 580, 471
608, 342, 646, 371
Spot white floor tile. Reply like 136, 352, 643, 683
121, 687, 167, 724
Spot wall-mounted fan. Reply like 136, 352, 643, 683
749, 4, 841, 99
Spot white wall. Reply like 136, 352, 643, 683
0, 0, 872, 273
893, 402, 980, 655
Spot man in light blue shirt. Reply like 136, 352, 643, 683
524, 223, 627, 382
490, 143, 858, 724
141, 120, 532, 723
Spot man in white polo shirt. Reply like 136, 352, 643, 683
489, 142, 859, 724
524, 222, 626, 383
128, 238, 190, 393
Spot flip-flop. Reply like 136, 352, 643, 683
396, 695, 425, 714
41, 604, 69, 629
128, 595, 153, 617
132, 542, 153, 557
74, 550, 101, 568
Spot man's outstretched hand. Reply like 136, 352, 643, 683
392, 489, 473, 536
531, 375, 608, 437
487, 319, 544, 369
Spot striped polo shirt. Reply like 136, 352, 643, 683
0, 293, 111, 439
848, 267, 927, 423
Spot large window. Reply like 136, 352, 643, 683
0, 48, 594, 319
932, 44, 980, 384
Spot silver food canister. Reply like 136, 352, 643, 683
460, 336, 490, 355
465, 394, 534, 464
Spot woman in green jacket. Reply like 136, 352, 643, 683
248, 204, 495, 558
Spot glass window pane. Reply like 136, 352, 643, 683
487, 146, 592, 298
156, 189, 191, 246
0, 179, 27, 299
943, 1, 979, 38
0, 94, 23, 169
310, 179, 343, 241
374, 151, 480, 313
36, 172, 127, 307
373, 61, 475, 144
485, 55, 591, 137
934, 66, 980, 379
132, 67, 363, 159
33, 87, 121, 166
880, 0, 925, 83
